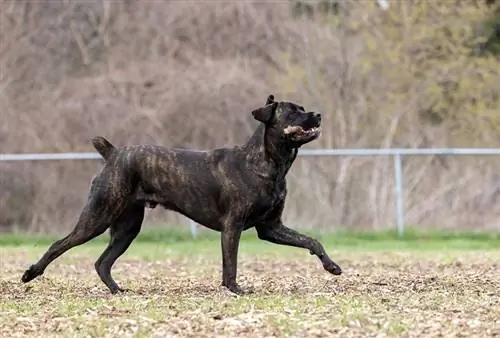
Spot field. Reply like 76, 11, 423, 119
1, 229, 499, 337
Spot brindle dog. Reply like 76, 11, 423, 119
21, 95, 342, 294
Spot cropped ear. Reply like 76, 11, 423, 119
265, 94, 275, 105
251, 102, 278, 124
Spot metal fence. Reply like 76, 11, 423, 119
3, 148, 500, 237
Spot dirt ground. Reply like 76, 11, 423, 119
0, 247, 499, 337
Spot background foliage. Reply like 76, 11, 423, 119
2, 0, 500, 233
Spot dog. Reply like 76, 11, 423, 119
21, 94, 342, 294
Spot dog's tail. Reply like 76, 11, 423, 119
90, 136, 116, 161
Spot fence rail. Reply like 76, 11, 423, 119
3, 148, 500, 237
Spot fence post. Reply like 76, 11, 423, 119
190, 219, 197, 239
393, 153, 405, 237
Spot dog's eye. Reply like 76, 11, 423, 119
299, 106, 305, 112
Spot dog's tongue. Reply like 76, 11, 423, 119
283, 126, 304, 135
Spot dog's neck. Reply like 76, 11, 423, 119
243, 124, 298, 180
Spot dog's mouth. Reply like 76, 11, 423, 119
283, 125, 321, 141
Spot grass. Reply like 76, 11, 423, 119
1, 227, 499, 337
2, 226, 500, 250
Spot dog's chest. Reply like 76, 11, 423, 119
249, 180, 286, 218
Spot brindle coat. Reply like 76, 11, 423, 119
21, 95, 342, 294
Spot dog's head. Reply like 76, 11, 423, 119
251, 94, 322, 147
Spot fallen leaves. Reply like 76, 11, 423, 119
0, 249, 499, 337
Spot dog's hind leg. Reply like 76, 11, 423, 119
21, 181, 127, 285
94, 202, 145, 294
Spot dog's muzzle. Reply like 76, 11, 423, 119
283, 113, 322, 142
283, 125, 321, 140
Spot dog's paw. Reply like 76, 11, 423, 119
222, 282, 254, 295
323, 260, 342, 276
239, 286, 255, 295
21, 265, 42, 283
109, 286, 130, 295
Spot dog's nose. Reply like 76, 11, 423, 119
315, 113, 322, 121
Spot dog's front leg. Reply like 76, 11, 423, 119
256, 222, 342, 275
220, 224, 249, 294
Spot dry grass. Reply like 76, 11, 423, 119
1, 240, 499, 337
